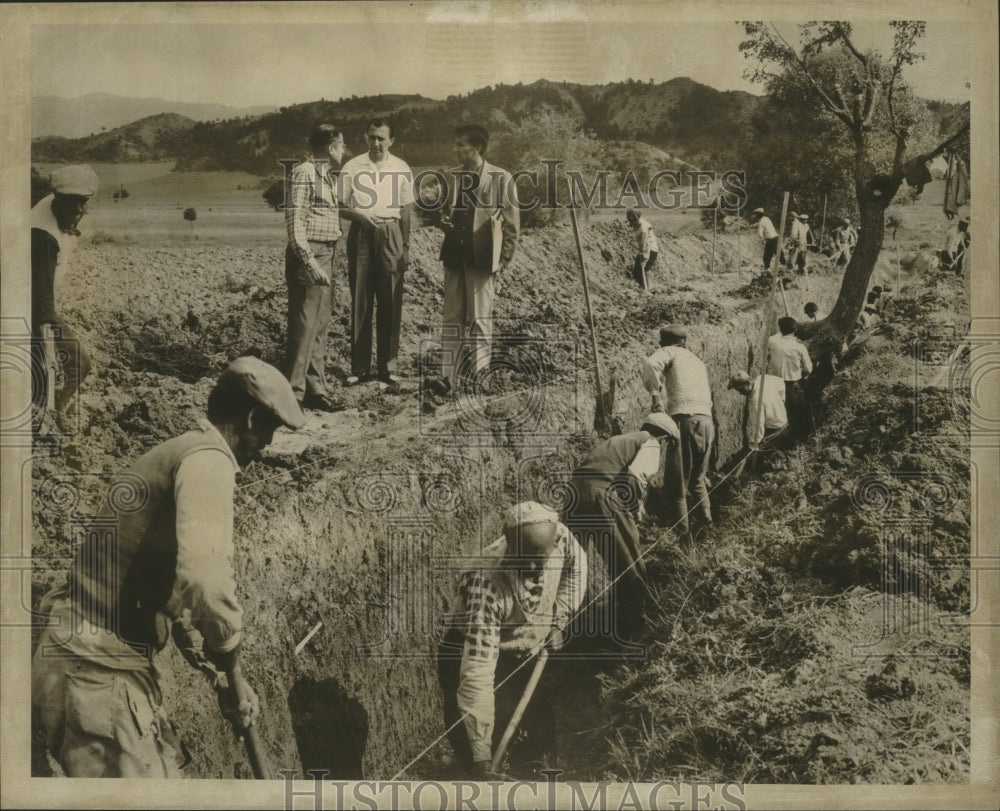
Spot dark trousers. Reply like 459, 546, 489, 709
663, 414, 714, 533
437, 628, 554, 775
31, 317, 90, 418
784, 379, 812, 440
564, 474, 647, 640
763, 237, 778, 270
347, 220, 406, 376
285, 242, 335, 400
632, 252, 657, 287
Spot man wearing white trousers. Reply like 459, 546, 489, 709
438, 124, 519, 392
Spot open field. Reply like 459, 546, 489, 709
29, 168, 970, 782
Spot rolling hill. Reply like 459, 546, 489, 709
31, 79, 760, 174
31, 92, 276, 139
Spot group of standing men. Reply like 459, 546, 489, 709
284, 119, 520, 409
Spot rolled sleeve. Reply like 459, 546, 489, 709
457, 571, 504, 763
552, 528, 588, 631
286, 165, 323, 275
642, 347, 673, 394
172, 448, 243, 654
627, 437, 662, 488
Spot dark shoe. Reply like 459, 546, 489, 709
378, 372, 401, 388
302, 392, 339, 412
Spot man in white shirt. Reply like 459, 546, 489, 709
789, 213, 814, 273
728, 369, 787, 448
750, 207, 779, 271
641, 325, 715, 540
767, 317, 813, 441
830, 218, 857, 266
340, 119, 414, 386
625, 209, 659, 288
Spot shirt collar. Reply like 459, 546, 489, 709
197, 418, 239, 469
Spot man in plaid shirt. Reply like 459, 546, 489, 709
438, 501, 587, 777
283, 124, 345, 411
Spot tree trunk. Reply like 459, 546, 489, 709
808, 173, 899, 363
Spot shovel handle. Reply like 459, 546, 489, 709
490, 647, 549, 774
225, 665, 273, 780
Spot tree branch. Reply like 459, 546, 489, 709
919, 121, 971, 163
768, 25, 855, 128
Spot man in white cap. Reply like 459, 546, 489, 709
32, 356, 304, 777
438, 501, 586, 778
749, 207, 779, 271
728, 369, 787, 450
789, 213, 814, 273
642, 325, 716, 540
31, 165, 100, 425
563, 412, 679, 632
830, 218, 857, 265
625, 208, 659, 288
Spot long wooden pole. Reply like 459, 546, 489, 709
753, 192, 789, 473
819, 193, 828, 254
491, 648, 549, 773
778, 280, 791, 318
711, 204, 718, 273
569, 195, 607, 430
736, 203, 742, 273
896, 240, 903, 296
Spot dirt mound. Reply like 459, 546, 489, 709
30, 186, 969, 783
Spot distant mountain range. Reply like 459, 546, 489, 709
32, 93, 276, 139
31, 80, 969, 182
32, 78, 760, 174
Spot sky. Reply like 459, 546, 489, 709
31, 14, 971, 107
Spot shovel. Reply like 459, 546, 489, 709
490, 647, 550, 774
225, 665, 274, 779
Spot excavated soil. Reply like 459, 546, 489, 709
30, 188, 969, 783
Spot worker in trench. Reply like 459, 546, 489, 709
437, 501, 587, 778
32, 357, 304, 777
641, 324, 717, 542
561, 412, 680, 642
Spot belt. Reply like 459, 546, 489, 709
671, 413, 710, 420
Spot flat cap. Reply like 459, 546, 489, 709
728, 370, 752, 390
641, 412, 680, 441
799, 214, 809, 221
50, 165, 99, 197
503, 501, 559, 531
659, 324, 687, 343
216, 356, 305, 429
789, 211, 798, 220
752, 207, 764, 215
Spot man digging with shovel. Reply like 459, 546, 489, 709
437, 501, 586, 779
32, 357, 303, 777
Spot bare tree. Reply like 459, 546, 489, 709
740, 21, 969, 365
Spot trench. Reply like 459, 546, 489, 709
154, 263, 843, 780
